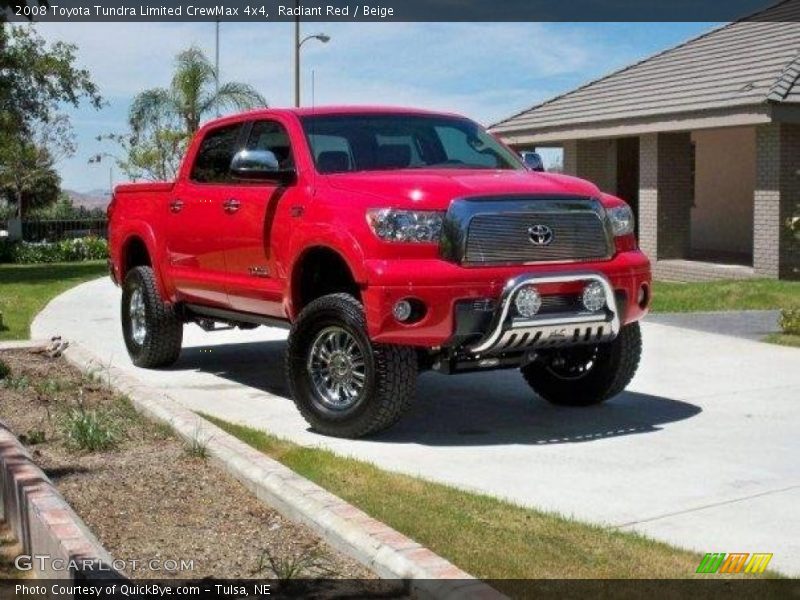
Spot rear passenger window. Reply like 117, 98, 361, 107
246, 120, 295, 169
190, 123, 242, 183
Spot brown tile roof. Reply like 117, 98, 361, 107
492, 1, 800, 134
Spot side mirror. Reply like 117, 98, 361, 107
521, 151, 545, 172
230, 149, 295, 183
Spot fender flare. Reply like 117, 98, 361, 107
116, 223, 171, 301
285, 233, 367, 319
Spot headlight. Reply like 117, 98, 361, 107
366, 209, 444, 243
607, 205, 635, 237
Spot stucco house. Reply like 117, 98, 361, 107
492, 3, 800, 281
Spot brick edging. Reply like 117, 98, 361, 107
0, 421, 120, 579
61, 342, 504, 600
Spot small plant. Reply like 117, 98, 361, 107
779, 308, 800, 336
4, 374, 30, 391
184, 429, 210, 459
61, 404, 118, 452
21, 429, 46, 445
253, 547, 335, 580
34, 377, 66, 396
0, 359, 9, 380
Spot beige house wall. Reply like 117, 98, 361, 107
690, 127, 756, 257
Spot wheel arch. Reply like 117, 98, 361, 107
288, 245, 363, 319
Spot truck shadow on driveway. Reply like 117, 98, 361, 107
173, 340, 702, 446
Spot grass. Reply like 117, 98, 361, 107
651, 279, 800, 313
0, 261, 107, 341
202, 415, 760, 581
60, 405, 119, 452
764, 333, 800, 348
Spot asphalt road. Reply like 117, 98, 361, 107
32, 278, 800, 575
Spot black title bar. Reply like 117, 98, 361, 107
5, 0, 800, 22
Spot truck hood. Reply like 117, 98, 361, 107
323, 168, 602, 209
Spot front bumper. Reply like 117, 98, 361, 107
466, 272, 619, 355
361, 250, 651, 347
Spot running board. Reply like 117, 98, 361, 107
184, 304, 291, 330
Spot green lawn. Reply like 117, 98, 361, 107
651, 279, 800, 313
0, 261, 107, 341
204, 415, 773, 582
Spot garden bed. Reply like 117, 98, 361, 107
0, 349, 373, 582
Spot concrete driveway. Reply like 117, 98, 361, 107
32, 278, 800, 575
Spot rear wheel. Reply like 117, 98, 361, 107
521, 322, 642, 406
121, 266, 183, 368
286, 293, 417, 438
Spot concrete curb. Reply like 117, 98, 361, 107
61, 342, 504, 599
0, 421, 120, 579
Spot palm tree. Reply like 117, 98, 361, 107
129, 46, 266, 139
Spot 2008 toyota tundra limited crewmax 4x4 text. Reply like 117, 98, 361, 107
108, 106, 652, 438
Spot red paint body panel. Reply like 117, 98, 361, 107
108, 106, 652, 349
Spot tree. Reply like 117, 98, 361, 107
0, 115, 74, 217
131, 46, 266, 137
0, 24, 102, 138
101, 46, 266, 182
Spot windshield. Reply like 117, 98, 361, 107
300, 114, 524, 174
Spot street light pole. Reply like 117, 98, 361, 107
294, 5, 329, 108
294, 10, 300, 107
215, 20, 221, 116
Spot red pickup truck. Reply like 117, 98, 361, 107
108, 106, 651, 438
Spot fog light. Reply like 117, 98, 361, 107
582, 281, 606, 312
514, 286, 541, 318
393, 299, 412, 322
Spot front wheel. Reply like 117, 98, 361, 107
521, 322, 642, 407
285, 293, 417, 438
121, 266, 183, 368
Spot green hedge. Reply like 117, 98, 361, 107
0, 237, 108, 264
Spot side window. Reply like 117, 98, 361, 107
190, 123, 242, 183
246, 120, 294, 169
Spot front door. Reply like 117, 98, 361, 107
165, 122, 244, 307
222, 119, 296, 317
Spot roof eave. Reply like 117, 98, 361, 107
493, 105, 782, 145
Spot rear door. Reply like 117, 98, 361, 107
166, 122, 244, 307
222, 118, 297, 317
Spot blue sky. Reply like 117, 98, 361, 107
31, 21, 718, 192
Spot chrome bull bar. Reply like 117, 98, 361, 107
467, 272, 620, 356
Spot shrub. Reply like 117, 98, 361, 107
61, 406, 118, 452
0, 239, 16, 263
0, 359, 9, 380
779, 308, 800, 335
6, 237, 108, 264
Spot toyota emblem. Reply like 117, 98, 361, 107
527, 224, 554, 246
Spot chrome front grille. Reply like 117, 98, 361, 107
465, 211, 611, 265
439, 196, 614, 266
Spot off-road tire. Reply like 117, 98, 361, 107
286, 293, 417, 438
521, 322, 642, 407
121, 266, 183, 368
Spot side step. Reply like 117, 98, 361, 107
184, 303, 291, 330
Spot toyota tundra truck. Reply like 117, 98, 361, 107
108, 106, 651, 438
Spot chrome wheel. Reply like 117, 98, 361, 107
129, 287, 147, 346
307, 326, 366, 410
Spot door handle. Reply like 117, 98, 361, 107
223, 198, 241, 213
169, 199, 184, 213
